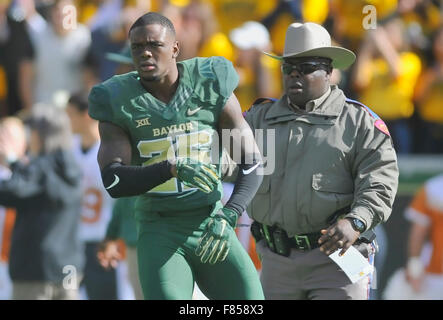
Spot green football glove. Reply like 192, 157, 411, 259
195, 207, 238, 264
175, 158, 219, 193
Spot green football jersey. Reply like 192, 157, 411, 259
88, 56, 239, 218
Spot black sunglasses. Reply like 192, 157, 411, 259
281, 61, 332, 75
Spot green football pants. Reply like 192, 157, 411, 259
136, 207, 264, 300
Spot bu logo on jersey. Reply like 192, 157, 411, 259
135, 117, 151, 128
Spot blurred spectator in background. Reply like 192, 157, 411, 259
66, 93, 117, 300
183, 0, 278, 60
0, 117, 26, 300
74, 0, 99, 25
261, 0, 302, 56
104, 44, 134, 74
210, 0, 277, 34
82, 0, 126, 87
396, 0, 441, 52
229, 21, 281, 111
0, 0, 35, 116
384, 173, 443, 299
0, 117, 27, 167
171, 1, 234, 61
97, 196, 143, 300
329, 0, 398, 52
262, 0, 303, 27
414, 26, 443, 153
83, 0, 154, 32
0, 105, 84, 300
300, 0, 329, 25
353, 17, 421, 154
84, 0, 123, 32
85, 1, 147, 86
24, 0, 91, 106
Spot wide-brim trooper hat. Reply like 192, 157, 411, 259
264, 22, 356, 69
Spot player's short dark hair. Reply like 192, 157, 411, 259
68, 92, 89, 113
128, 12, 176, 37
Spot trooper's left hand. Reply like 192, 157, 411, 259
318, 218, 360, 256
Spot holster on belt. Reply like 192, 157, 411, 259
250, 220, 263, 243
250, 221, 316, 256
251, 221, 286, 255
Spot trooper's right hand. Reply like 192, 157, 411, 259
174, 158, 219, 193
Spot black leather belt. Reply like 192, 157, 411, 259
251, 221, 322, 256
250, 206, 357, 256
251, 220, 378, 258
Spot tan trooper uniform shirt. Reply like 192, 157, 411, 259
244, 85, 399, 236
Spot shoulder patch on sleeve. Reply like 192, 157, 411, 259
242, 97, 276, 117
346, 98, 390, 136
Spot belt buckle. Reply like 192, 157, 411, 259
294, 235, 311, 251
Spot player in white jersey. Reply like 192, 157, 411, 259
66, 93, 120, 299
384, 174, 443, 300
72, 135, 114, 244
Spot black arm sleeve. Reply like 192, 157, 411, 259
101, 160, 173, 198
224, 159, 263, 216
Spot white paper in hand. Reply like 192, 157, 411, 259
329, 246, 374, 283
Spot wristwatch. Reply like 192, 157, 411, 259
347, 217, 366, 233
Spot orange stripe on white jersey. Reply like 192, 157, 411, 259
406, 175, 443, 274
0, 208, 16, 262
72, 136, 114, 242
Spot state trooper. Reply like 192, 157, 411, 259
245, 22, 399, 300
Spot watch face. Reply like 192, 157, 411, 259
353, 218, 365, 232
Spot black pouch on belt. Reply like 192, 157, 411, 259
250, 221, 263, 243
272, 228, 291, 257
254, 223, 278, 254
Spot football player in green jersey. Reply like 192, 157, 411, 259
88, 12, 264, 300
